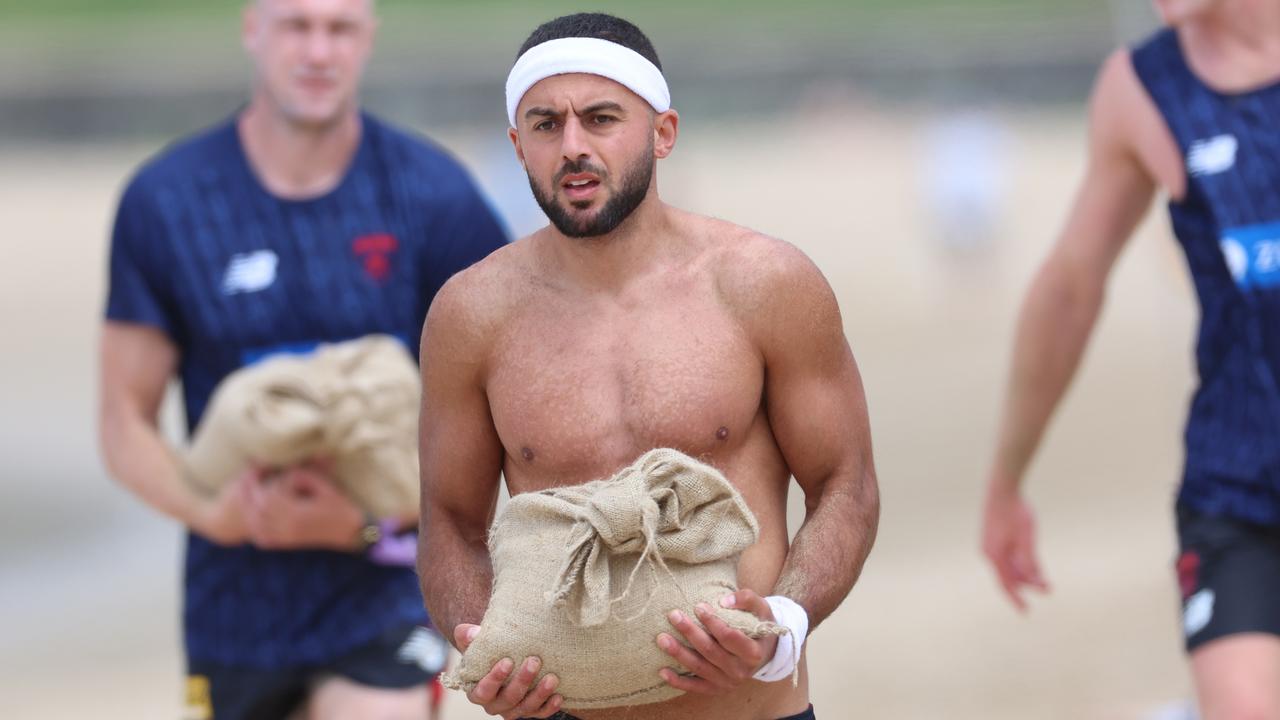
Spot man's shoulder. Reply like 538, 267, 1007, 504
1095, 45, 1144, 100
696, 216, 828, 310
1087, 43, 1168, 164
128, 119, 237, 194
710, 220, 808, 267
691, 216, 844, 353
425, 239, 530, 342
1109, 26, 1177, 100
115, 119, 237, 228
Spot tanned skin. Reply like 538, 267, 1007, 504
419, 70, 879, 720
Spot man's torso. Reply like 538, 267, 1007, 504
469, 212, 810, 720
1126, 28, 1280, 522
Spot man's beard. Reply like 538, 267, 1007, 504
528, 148, 654, 239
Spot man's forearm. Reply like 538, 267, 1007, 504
101, 409, 201, 527
419, 515, 495, 644
772, 467, 879, 631
990, 266, 1104, 492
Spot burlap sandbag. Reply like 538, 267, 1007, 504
442, 448, 786, 709
183, 334, 420, 519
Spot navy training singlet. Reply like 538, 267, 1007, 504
105, 112, 508, 668
1131, 29, 1280, 525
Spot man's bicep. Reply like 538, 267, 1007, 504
419, 382, 503, 534
100, 322, 178, 424
418, 299, 503, 535
759, 266, 873, 499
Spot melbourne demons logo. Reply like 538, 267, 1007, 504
352, 233, 398, 283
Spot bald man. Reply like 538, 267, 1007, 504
98, 1, 506, 718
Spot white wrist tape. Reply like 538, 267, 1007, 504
752, 596, 808, 683
505, 37, 672, 128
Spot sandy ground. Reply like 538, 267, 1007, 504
0, 108, 1199, 719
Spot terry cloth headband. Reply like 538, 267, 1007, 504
505, 37, 671, 128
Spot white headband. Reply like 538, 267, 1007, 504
505, 37, 671, 128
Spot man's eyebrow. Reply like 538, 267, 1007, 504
524, 101, 626, 120
579, 101, 625, 115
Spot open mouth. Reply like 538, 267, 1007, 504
561, 173, 602, 201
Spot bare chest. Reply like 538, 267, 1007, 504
485, 283, 763, 487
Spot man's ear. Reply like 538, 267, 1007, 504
508, 126, 527, 169
653, 109, 679, 159
242, 2, 259, 54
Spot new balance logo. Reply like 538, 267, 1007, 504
221, 250, 278, 295
1183, 588, 1215, 637
397, 626, 448, 674
1187, 134, 1238, 176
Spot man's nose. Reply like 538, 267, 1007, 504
560, 116, 592, 163
303, 27, 336, 65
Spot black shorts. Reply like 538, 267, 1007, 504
532, 703, 816, 720
1176, 507, 1280, 652
185, 624, 447, 720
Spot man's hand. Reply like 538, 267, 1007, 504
656, 589, 780, 695
981, 485, 1050, 612
242, 460, 366, 551
190, 469, 252, 546
452, 623, 563, 719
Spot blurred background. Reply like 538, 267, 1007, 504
0, 1, 1201, 718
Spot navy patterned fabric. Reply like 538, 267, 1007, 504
1132, 29, 1280, 524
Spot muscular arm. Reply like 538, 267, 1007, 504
749, 245, 880, 630
417, 275, 505, 642
982, 50, 1164, 608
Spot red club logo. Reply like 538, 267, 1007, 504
1176, 551, 1200, 600
352, 233, 398, 283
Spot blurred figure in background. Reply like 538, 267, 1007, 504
920, 109, 1008, 255
982, 0, 1280, 717
97, 0, 506, 718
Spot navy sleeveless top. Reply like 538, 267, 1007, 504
1131, 29, 1280, 525
106, 113, 508, 667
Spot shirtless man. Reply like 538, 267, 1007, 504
417, 13, 880, 720
981, 1, 1280, 717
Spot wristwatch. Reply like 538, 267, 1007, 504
355, 514, 383, 552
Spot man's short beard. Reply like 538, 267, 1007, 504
529, 146, 655, 239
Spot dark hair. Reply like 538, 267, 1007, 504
516, 13, 662, 71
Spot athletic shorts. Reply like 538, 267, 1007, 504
184, 624, 447, 720
529, 703, 816, 720
1176, 506, 1280, 653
